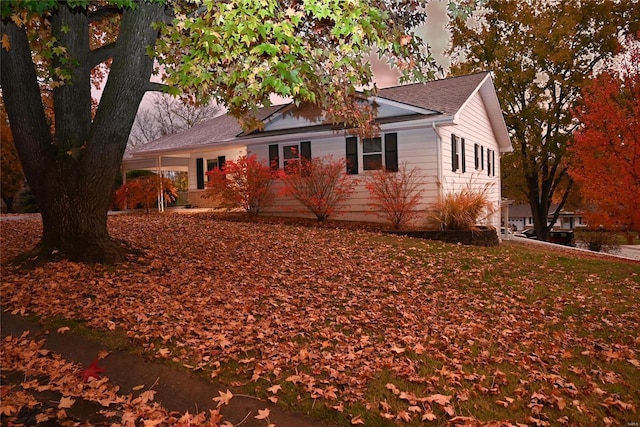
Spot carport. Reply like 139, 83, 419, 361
121, 154, 189, 212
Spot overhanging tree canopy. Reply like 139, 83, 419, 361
1, 0, 478, 263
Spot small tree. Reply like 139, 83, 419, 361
115, 175, 177, 214
365, 164, 424, 229
205, 155, 277, 216
426, 182, 495, 231
280, 156, 357, 221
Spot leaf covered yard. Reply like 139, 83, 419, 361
1, 213, 639, 426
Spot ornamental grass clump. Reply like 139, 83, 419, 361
426, 182, 495, 231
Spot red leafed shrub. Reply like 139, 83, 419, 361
205, 155, 278, 216
364, 163, 424, 229
280, 156, 357, 221
115, 175, 177, 213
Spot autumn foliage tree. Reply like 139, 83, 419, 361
205, 155, 278, 216
365, 164, 424, 229
280, 156, 357, 221
568, 35, 640, 233
114, 175, 178, 214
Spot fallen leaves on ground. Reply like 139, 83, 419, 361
0, 332, 224, 426
1, 213, 639, 426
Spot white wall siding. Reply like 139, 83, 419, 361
438, 91, 503, 229
249, 127, 441, 225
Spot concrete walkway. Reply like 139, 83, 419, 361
0, 310, 327, 427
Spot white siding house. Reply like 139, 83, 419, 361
122, 72, 512, 229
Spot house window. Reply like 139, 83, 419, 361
283, 144, 300, 169
451, 134, 465, 172
474, 143, 486, 171
206, 156, 226, 181
363, 137, 382, 170
346, 133, 398, 174
268, 141, 311, 170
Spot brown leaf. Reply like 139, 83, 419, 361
213, 389, 233, 408
255, 408, 270, 420
58, 397, 75, 409
351, 415, 365, 425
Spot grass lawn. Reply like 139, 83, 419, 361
2, 213, 639, 426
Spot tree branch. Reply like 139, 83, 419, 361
88, 6, 122, 23
89, 42, 117, 68
145, 81, 171, 93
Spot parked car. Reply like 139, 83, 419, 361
548, 230, 576, 247
518, 228, 576, 247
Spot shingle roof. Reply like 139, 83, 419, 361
129, 72, 491, 155
376, 72, 489, 116
128, 104, 285, 155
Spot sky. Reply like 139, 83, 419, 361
370, 0, 451, 88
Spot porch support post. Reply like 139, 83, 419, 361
157, 156, 165, 213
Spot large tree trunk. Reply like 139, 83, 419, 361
1, 2, 166, 263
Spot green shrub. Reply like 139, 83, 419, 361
576, 229, 621, 253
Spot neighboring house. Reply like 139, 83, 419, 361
122, 72, 512, 229
508, 204, 586, 231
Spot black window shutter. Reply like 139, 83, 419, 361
196, 157, 204, 189
384, 133, 398, 172
268, 144, 279, 170
451, 134, 458, 171
461, 138, 466, 173
474, 144, 479, 169
492, 150, 495, 176
300, 141, 311, 161
217, 156, 226, 170
487, 149, 492, 176
346, 136, 358, 174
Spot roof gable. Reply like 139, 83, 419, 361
376, 72, 490, 116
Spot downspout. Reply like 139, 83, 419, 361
432, 122, 443, 196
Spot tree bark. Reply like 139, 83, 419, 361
1, 2, 166, 263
